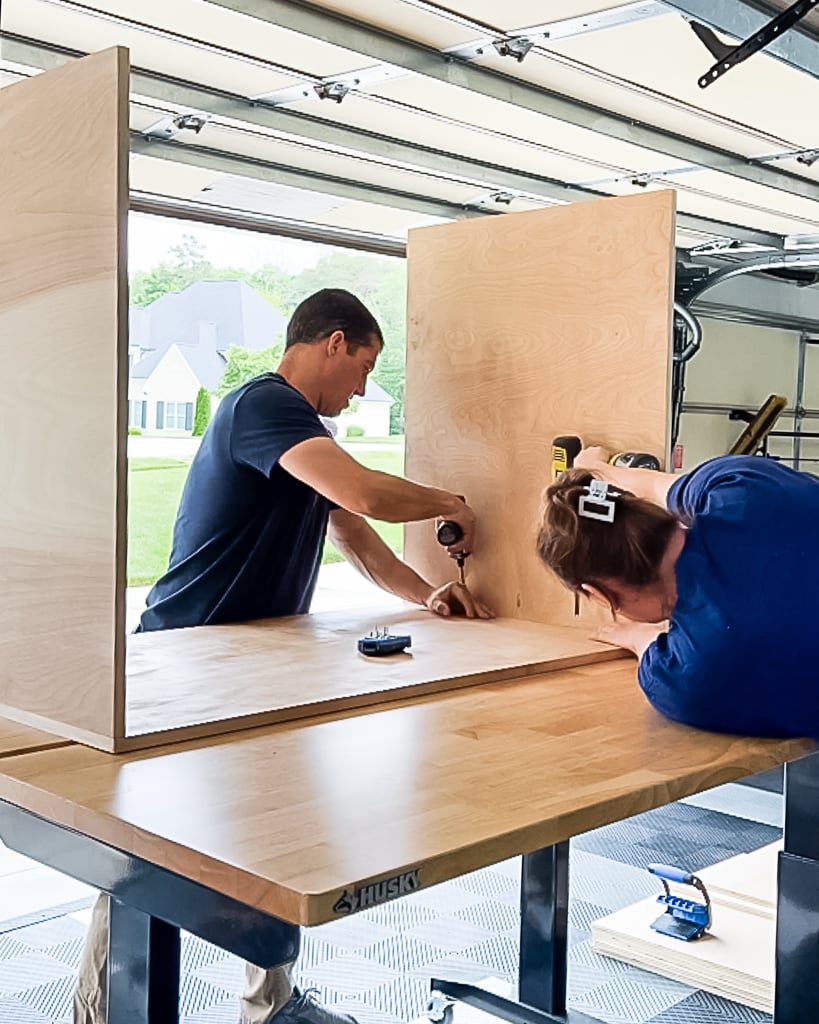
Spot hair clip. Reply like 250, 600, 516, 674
578, 480, 620, 523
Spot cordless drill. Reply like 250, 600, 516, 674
551, 435, 582, 480
436, 496, 468, 585
551, 435, 660, 478
610, 451, 661, 470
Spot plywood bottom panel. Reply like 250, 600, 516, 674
0, 715, 73, 758
591, 843, 780, 1011
0, 704, 115, 752
123, 606, 624, 748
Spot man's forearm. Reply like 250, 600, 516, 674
278, 437, 474, 547
358, 470, 463, 523
329, 511, 434, 606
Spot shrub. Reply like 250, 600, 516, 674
128, 426, 142, 436
345, 424, 365, 438
192, 388, 212, 436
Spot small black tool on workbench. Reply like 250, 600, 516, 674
358, 628, 412, 657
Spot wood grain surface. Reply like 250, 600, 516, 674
0, 718, 72, 759
0, 660, 809, 925
0, 48, 129, 748
123, 605, 624, 747
404, 190, 675, 626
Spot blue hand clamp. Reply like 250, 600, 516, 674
647, 863, 712, 941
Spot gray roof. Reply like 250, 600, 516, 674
176, 346, 229, 392
361, 380, 394, 404
130, 279, 287, 390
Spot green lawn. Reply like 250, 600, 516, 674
127, 447, 405, 586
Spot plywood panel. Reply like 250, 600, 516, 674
404, 190, 674, 626
0, 49, 129, 748
0, 660, 809, 925
699, 841, 779, 919
123, 606, 624, 747
0, 718, 72, 759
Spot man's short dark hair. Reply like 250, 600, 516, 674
285, 288, 383, 352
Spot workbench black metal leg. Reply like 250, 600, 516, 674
430, 842, 600, 1023
775, 750, 819, 1024
109, 897, 181, 1024
519, 842, 570, 1016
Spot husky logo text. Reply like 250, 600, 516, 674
332, 870, 421, 914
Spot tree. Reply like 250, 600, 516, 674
129, 235, 409, 431
192, 387, 212, 436
130, 234, 216, 307
285, 253, 407, 432
218, 343, 284, 396
169, 235, 209, 269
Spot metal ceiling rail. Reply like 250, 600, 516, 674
0, 32, 788, 250
675, 216, 782, 247
0, 33, 603, 205
44, 0, 795, 167
687, 250, 819, 301
205, 0, 819, 203
131, 130, 792, 249
129, 133, 488, 222
124, 193, 801, 266
130, 192, 408, 257
27, 0, 309, 76
5, 16, 670, 200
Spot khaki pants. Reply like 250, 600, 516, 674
74, 893, 295, 1024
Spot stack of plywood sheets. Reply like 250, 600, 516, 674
591, 843, 780, 1011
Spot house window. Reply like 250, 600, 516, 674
128, 400, 146, 428
165, 402, 194, 430
165, 402, 184, 429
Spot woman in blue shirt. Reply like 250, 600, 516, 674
537, 450, 819, 738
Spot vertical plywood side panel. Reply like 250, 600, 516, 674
404, 190, 675, 626
112, 49, 130, 745
0, 48, 129, 747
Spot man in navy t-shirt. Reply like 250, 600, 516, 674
77, 289, 491, 1024
139, 288, 490, 632
138, 370, 344, 629
553, 450, 819, 739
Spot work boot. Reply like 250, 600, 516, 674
267, 987, 360, 1024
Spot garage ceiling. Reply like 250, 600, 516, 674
3, 0, 819, 257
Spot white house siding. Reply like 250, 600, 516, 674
130, 345, 201, 436
337, 400, 391, 437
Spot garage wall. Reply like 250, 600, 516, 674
677, 317, 819, 474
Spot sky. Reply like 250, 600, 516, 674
127, 212, 332, 275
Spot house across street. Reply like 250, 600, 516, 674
128, 279, 394, 438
